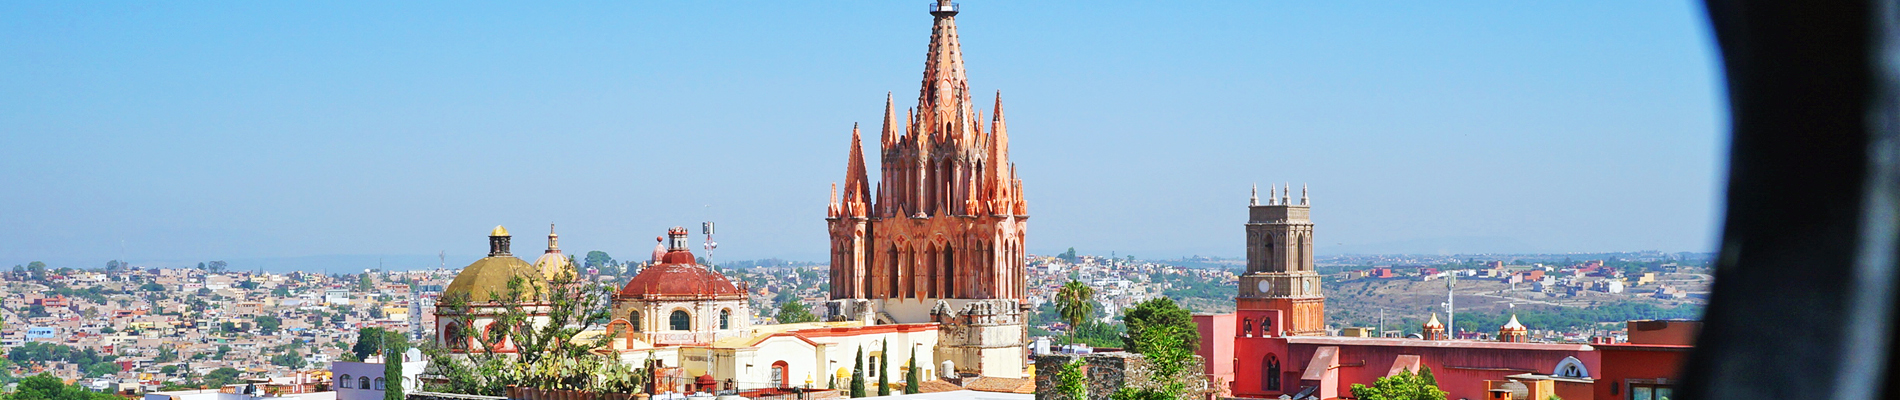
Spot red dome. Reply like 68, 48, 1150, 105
618, 251, 745, 300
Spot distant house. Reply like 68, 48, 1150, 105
324, 290, 351, 306
24, 326, 57, 340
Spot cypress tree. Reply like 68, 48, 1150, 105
381, 332, 408, 400
850, 346, 866, 398
877, 341, 891, 396
1419, 366, 1438, 387
904, 346, 921, 394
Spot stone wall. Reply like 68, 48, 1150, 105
1033, 352, 1212, 400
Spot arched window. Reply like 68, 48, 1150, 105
629, 311, 642, 332
339, 375, 353, 388
1264, 354, 1282, 391
1553, 356, 1591, 378
670, 310, 691, 331
444, 323, 467, 351
359, 377, 371, 390
373, 377, 385, 390
720, 309, 731, 329
771, 361, 790, 388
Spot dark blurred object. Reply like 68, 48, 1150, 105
1685, 1, 1900, 399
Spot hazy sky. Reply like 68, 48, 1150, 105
0, 1, 1727, 270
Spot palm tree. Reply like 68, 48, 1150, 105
1056, 280, 1096, 333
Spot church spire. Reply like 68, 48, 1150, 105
919, 0, 972, 146
841, 124, 871, 217
882, 92, 899, 147
1250, 184, 1259, 206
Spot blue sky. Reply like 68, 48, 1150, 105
0, 1, 1727, 270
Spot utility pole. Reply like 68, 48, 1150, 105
1379, 308, 1386, 338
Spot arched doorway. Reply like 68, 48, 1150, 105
628, 311, 642, 331
1264, 354, 1281, 391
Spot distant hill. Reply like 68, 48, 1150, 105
1323, 236, 1546, 255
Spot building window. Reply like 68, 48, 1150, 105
374, 377, 385, 390
359, 377, 371, 390
1264, 354, 1281, 391
869, 356, 879, 378
771, 361, 790, 388
339, 375, 353, 388
671, 310, 691, 331
1630, 384, 1673, 400
720, 309, 731, 329
444, 323, 466, 351
629, 311, 642, 331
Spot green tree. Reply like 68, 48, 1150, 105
352, 328, 388, 361
270, 353, 307, 369
357, 273, 375, 292
155, 346, 178, 362
383, 330, 410, 400
1349, 368, 1447, 400
160, 365, 180, 374
850, 346, 866, 398
422, 266, 620, 396
1109, 317, 1196, 400
203, 367, 243, 387
584, 251, 615, 271
10, 374, 118, 400
877, 341, 891, 396
778, 300, 818, 323
85, 362, 121, 377
904, 347, 921, 394
253, 316, 283, 334
1121, 297, 1199, 353
1055, 280, 1096, 334
1053, 359, 1087, 400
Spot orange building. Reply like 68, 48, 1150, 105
823, 0, 1030, 379
826, 0, 1028, 305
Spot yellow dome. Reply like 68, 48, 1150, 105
491, 225, 510, 236
1423, 313, 1444, 329
442, 256, 543, 303
532, 224, 572, 281
532, 252, 572, 281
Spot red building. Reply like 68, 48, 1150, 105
1195, 192, 1695, 400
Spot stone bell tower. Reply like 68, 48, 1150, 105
1236, 184, 1325, 336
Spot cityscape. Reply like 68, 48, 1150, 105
1, 2, 1730, 400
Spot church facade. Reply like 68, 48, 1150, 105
825, 0, 1029, 379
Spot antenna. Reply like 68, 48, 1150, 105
1446, 272, 1457, 337
702, 221, 718, 266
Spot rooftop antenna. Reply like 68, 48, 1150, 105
1445, 272, 1457, 336
702, 221, 718, 267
